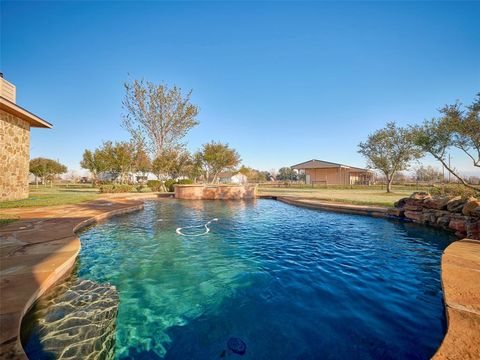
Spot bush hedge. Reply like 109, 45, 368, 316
99, 184, 136, 193
429, 184, 480, 198
99, 179, 195, 193
147, 180, 163, 192
165, 179, 193, 192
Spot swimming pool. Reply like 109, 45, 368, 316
24, 199, 455, 359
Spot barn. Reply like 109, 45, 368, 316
291, 159, 372, 186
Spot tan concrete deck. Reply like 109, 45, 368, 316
0, 197, 147, 359
0, 195, 478, 359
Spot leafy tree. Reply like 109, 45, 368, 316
152, 153, 170, 180
186, 152, 204, 182
169, 151, 193, 179
134, 147, 151, 182
239, 166, 270, 183
30, 158, 67, 185
80, 149, 110, 186
195, 142, 241, 183
411, 93, 480, 190
260, 171, 273, 182
108, 141, 136, 184
122, 79, 199, 157
276, 167, 298, 181
358, 122, 421, 193
152, 148, 182, 180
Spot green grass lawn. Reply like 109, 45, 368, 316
0, 184, 415, 213
258, 186, 416, 207
0, 186, 100, 209
0, 216, 19, 226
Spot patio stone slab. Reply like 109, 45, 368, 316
0, 197, 145, 359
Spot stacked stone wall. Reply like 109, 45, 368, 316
390, 192, 480, 239
0, 109, 30, 201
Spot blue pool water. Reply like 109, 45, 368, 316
53, 200, 457, 359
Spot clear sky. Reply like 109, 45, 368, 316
1, 1, 479, 175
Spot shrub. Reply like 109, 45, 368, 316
178, 179, 193, 185
164, 179, 177, 192
429, 184, 480, 199
135, 185, 153, 193
147, 180, 163, 192
162, 179, 193, 192
99, 184, 135, 193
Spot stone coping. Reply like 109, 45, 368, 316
0, 197, 146, 359
432, 239, 480, 360
0, 194, 478, 359
276, 196, 388, 217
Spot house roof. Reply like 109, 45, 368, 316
291, 159, 371, 172
0, 96, 53, 128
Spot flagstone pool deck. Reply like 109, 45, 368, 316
0, 195, 479, 359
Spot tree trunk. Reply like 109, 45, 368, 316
387, 176, 393, 193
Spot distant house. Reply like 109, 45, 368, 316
291, 159, 373, 186
0, 75, 52, 201
217, 172, 248, 184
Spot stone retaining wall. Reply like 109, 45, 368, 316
390, 193, 480, 239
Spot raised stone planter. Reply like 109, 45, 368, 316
174, 184, 257, 200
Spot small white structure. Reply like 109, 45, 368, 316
217, 172, 248, 184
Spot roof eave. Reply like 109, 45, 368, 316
0, 96, 53, 128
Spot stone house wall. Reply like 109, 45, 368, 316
0, 109, 30, 200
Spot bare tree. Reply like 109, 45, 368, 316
122, 79, 199, 157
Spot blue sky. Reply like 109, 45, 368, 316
1, 1, 479, 175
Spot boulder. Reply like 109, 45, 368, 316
404, 210, 424, 222
422, 210, 438, 225
404, 204, 424, 211
474, 206, 480, 218
436, 214, 451, 229
446, 196, 466, 213
387, 208, 404, 217
466, 219, 480, 239
394, 197, 408, 209
410, 192, 432, 201
449, 217, 467, 235
423, 196, 450, 210
462, 197, 480, 216
405, 193, 430, 207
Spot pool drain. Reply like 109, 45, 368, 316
176, 218, 218, 237
227, 337, 246, 355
